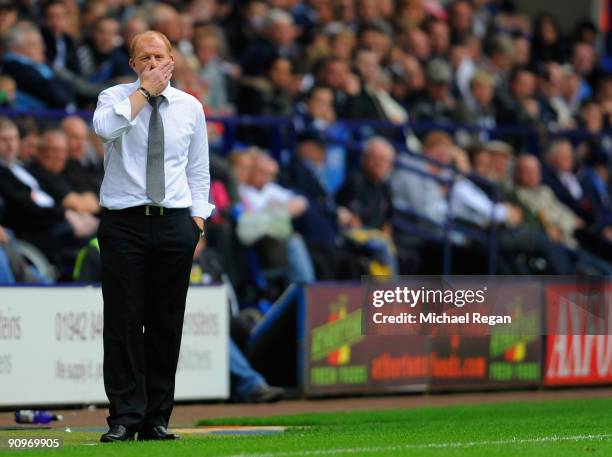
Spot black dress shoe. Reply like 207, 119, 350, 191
138, 425, 180, 441
100, 425, 135, 443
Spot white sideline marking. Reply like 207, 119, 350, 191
223, 434, 612, 457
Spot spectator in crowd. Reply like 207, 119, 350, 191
595, 75, 612, 115
336, 137, 398, 274
535, 63, 575, 129
392, 54, 426, 108
294, 86, 336, 134
0, 117, 97, 262
237, 56, 294, 147
238, 56, 294, 117
75, 16, 121, 83
0, 0, 17, 39
448, 0, 474, 43
280, 137, 361, 279
235, 151, 315, 284
531, 13, 567, 64
2, 21, 75, 109
411, 59, 456, 124
150, 3, 182, 47
194, 30, 236, 114
513, 35, 531, 67
559, 64, 587, 117
337, 137, 395, 233
391, 130, 454, 229
79, 0, 110, 33
312, 56, 359, 118
28, 129, 100, 215
17, 124, 39, 166
349, 48, 408, 124
402, 26, 431, 63
451, 34, 480, 103
495, 66, 539, 125
578, 100, 612, 159
329, 29, 355, 63
170, 48, 209, 103
427, 19, 451, 59
358, 24, 392, 63
60, 116, 104, 195
203, 151, 246, 288
578, 150, 612, 258
241, 8, 300, 76
293, 85, 350, 193
223, 0, 269, 61
41, 0, 80, 73
570, 42, 601, 99
356, 0, 393, 37
450, 151, 524, 232
515, 154, 583, 249
109, 15, 149, 79
542, 139, 593, 222
481, 35, 515, 87
453, 69, 497, 146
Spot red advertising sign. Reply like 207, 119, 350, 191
545, 283, 612, 385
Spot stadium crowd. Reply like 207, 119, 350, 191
0, 0, 612, 294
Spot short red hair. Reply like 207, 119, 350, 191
129, 31, 172, 59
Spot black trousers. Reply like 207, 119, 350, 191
98, 206, 200, 430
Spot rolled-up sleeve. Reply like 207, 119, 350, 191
187, 105, 215, 219
93, 89, 137, 143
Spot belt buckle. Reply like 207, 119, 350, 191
145, 205, 164, 216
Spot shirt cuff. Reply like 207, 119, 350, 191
113, 97, 137, 125
191, 201, 216, 219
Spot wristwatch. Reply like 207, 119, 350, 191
137, 86, 151, 100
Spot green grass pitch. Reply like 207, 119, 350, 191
1, 397, 610, 456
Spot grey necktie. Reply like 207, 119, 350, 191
147, 96, 165, 204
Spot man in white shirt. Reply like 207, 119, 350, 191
93, 31, 214, 443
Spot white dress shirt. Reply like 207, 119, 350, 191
93, 79, 215, 219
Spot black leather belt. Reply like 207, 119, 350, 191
103, 205, 189, 216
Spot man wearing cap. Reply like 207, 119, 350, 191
93, 30, 214, 442
486, 140, 515, 185
411, 59, 456, 123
